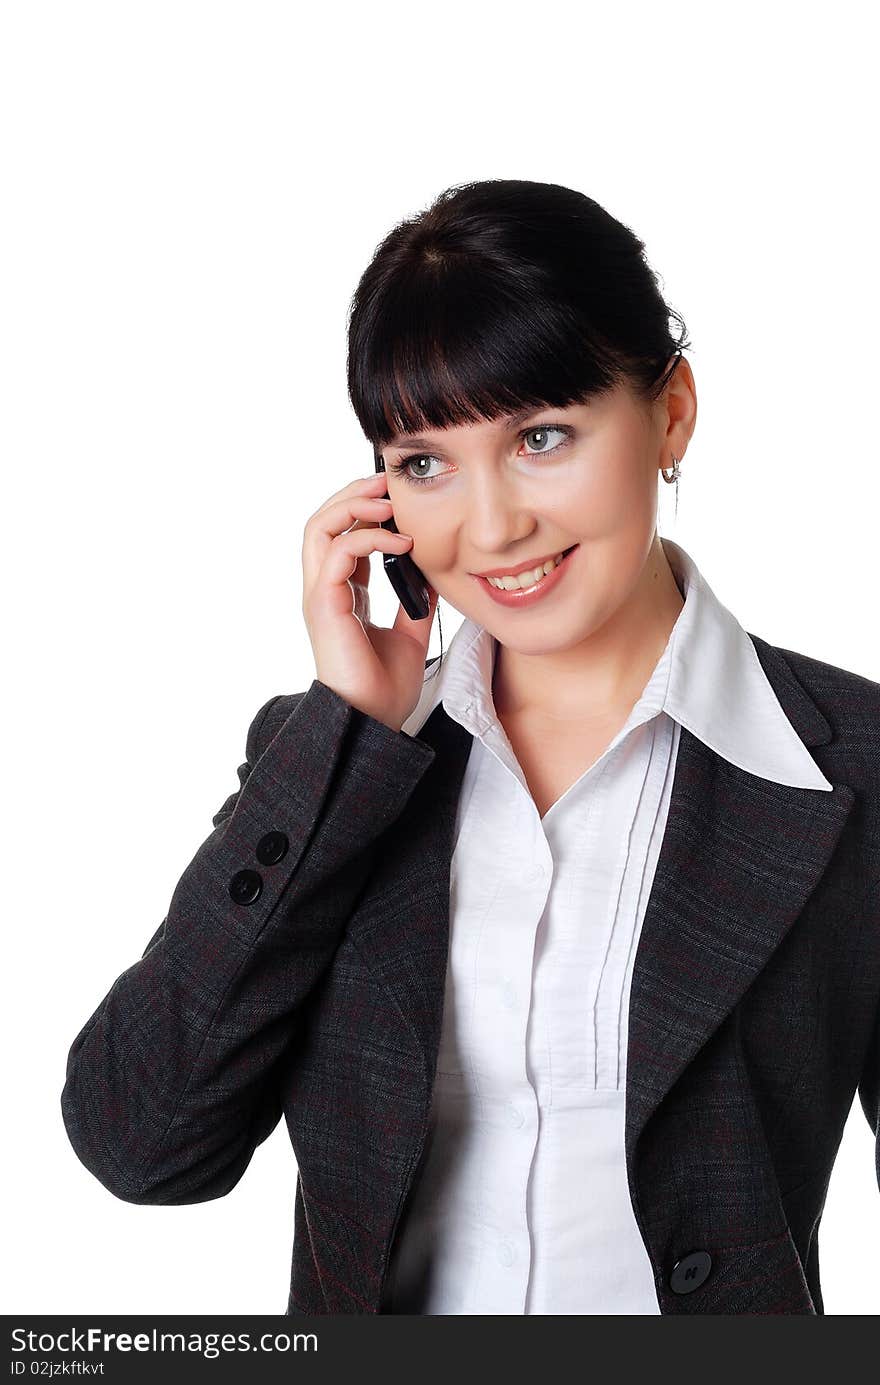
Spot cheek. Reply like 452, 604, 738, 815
410, 528, 458, 573
572, 452, 653, 533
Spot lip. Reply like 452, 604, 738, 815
471, 547, 573, 578
471, 544, 579, 608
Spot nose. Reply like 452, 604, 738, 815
463, 477, 540, 558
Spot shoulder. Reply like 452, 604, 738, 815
765, 637, 880, 723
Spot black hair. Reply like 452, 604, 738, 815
345, 178, 692, 681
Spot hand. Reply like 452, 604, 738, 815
301, 471, 439, 732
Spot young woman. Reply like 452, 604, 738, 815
61, 179, 880, 1316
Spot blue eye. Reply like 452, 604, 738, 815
386, 424, 573, 487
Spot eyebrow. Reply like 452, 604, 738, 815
386, 407, 545, 451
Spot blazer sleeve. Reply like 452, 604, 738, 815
60, 679, 436, 1206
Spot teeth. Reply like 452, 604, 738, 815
487, 551, 567, 590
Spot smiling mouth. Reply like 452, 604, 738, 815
476, 545, 577, 587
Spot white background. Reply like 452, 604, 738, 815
3, 0, 878, 1316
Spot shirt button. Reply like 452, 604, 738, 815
501, 979, 517, 1009
507, 1102, 524, 1127
525, 863, 546, 882
497, 1241, 515, 1267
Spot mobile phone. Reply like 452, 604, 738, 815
373, 452, 431, 620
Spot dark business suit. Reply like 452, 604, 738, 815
60, 632, 880, 1314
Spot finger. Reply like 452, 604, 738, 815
305, 493, 395, 547
315, 528, 414, 611
310, 472, 389, 521
302, 495, 399, 586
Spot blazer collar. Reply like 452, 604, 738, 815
403, 536, 833, 792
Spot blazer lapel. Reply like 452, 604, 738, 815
623, 633, 855, 1254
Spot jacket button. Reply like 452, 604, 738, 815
229, 868, 263, 905
669, 1250, 713, 1294
256, 831, 289, 866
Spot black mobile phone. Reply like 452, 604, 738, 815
373, 453, 431, 620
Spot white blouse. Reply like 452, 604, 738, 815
384, 536, 832, 1315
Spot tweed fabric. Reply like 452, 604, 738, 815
61, 639, 880, 1314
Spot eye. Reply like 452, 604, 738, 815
521, 425, 569, 455
386, 422, 574, 487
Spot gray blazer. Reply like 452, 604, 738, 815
61, 633, 880, 1314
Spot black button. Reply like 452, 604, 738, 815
256, 831, 289, 866
669, 1250, 712, 1294
229, 868, 263, 905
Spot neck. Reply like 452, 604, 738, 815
491, 534, 685, 723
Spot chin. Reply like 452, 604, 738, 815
490, 622, 594, 653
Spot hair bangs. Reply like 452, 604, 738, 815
352, 285, 624, 452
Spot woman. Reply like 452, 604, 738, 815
61, 179, 880, 1316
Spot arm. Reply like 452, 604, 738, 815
60, 679, 436, 1205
